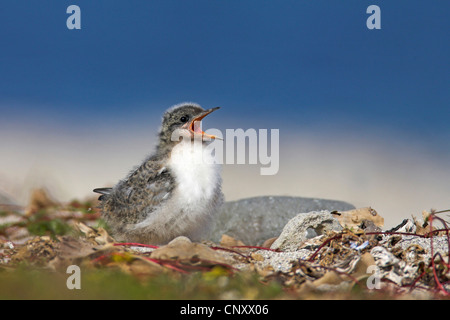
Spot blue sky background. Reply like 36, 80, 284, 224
1, 1, 449, 143
0, 1, 449, 227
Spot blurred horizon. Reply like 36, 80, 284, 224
2, 121, 449, 229
1, 1, 449, 228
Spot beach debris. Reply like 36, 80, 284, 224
335, 207, 384, 230
1, 199, 450, 299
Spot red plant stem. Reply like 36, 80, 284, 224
430, 215, 450, 267
433, 252, 450, 268
406, 268, 427, 293
365, 228, 450, 238
366, 231, 421, 237
172, 263, 212, 272
114, 242, 159, 249
143, 257, 190, 274
307, 234, 345, 262
428, 215, 450, 295
91, 254, 109, 264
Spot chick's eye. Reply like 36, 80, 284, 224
180, 116, 188, 123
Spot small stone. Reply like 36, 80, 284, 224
251, 253, 264, 261
220, 234, 245, 247
167, 235, 192, 246
151, 236, 230, 264
261, 237, 278, 249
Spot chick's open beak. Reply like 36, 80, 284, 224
189, 107, 220, 140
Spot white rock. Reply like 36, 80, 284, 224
270, 210, 343, 252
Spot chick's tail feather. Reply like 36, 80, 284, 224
93, 187, 113, 201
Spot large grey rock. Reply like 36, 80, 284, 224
209, 196, 354, 245
271, 210, 343, 251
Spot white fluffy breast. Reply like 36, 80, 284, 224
168, 141, 221, 208
129, 140, 222, 243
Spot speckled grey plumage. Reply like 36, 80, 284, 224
94, 103, 223, 245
